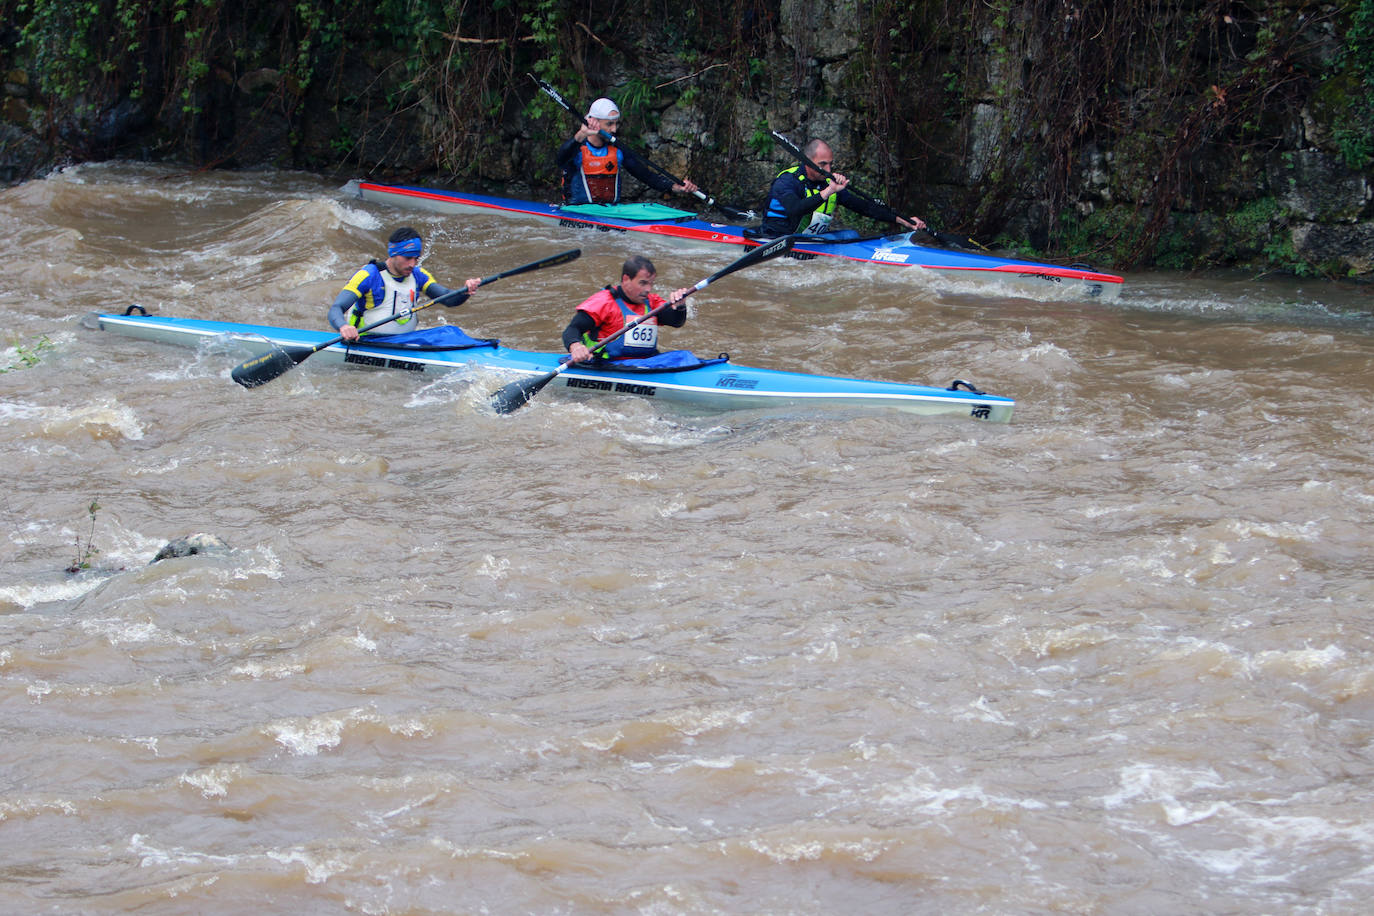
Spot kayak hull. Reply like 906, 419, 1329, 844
91, 313, 1016, 423
346, 180, 1123, 303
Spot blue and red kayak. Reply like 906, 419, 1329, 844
89, 312, 1015, 422
345, 180, 1123, 302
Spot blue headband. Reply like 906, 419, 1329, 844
388, 236, 423, 258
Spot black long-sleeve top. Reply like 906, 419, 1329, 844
758, 168, 899, 237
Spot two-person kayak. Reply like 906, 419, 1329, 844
87, 311, 1015, 423
344, 180, 1123, 303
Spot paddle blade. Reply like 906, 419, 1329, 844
231, 346, 308, 389
490, 369, 560, 414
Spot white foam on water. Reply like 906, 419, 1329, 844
231, 545, 283, 581
1251, 644, 1345, 676
178, 764, 242, 799
267, 711, 352, 756
876, 773, 1050, 815
557, 401, 732, 447
4, 397, 144, 442
738, 834, 890, 864
130, 831, 351, 885
1104, 762, 1374, 888
231, 659, 306, 680
0, 796, 80, 820
265, 847, 352, 884
265, 707, 432, 757
474, 555, 511, 580
1016, 340, 1078, 364
79, 616, 194, 647
405, 371, 478, 408
1225, 518, 1321, 543
331, 199, 383, 231
0, 576, 109, 609
1104, 763, 1227, 811
45, 399, 144, 440
129, 833, 239, 868
0, 400, 47, 421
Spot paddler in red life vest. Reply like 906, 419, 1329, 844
563, 255, 692, 363
328, 227, 483, 342
555, 97, 701, 205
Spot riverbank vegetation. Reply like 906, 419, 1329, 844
2, 0, 1371, 276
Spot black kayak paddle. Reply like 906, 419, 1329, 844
490, 234, 796, 415
231, 248, 582, 389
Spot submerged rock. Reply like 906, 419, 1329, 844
151, 534, 231, 563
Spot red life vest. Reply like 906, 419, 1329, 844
579, 287, 663, 359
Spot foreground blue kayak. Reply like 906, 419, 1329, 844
89, 312, 1015, 422
345, 180, 1123, 303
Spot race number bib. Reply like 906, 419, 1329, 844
803, 210, 833, 234
624, 320, 658, 349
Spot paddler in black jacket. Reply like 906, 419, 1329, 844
757, 139, 928, 238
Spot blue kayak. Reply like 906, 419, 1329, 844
345, 180, 1123, 302
90, 312, 1015, 422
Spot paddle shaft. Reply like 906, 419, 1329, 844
490, 234, 794, 413
340, 248, 584, 344
301, 250, 567, 353
769, 130, 919, 229
770, 131, 987, 250
533, 75, 756, 221
232, 248, 581, 388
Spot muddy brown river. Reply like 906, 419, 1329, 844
2, 163, 1372, 914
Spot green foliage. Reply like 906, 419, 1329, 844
747, 119, 773, 158
66, 498, 101, 574
616, 75, 656, 128
16, 0, 109, 100
1330, 0, 1374, 168
329, 124, 355, 157
1058, 207, 1143, 267
523, 0, 566, 81
1, 335, 53, 372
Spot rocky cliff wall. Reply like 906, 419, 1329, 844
1, 1, 1370, 278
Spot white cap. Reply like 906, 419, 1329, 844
587, 98, 620, 120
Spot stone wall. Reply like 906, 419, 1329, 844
1, 2, 1371, 279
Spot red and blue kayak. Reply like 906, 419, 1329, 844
345, 180, 1123, 302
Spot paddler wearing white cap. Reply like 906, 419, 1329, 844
555, 96, 701, 205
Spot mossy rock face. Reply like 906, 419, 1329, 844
1290, 221, 1374, 275
1274, 150, 1373, 222
151, 534, 232, 564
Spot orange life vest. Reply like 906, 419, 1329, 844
573, 143, 621, 204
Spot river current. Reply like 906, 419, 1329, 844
2, 163, 1372, 914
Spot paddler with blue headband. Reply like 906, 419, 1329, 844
328, 227, 483, 342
